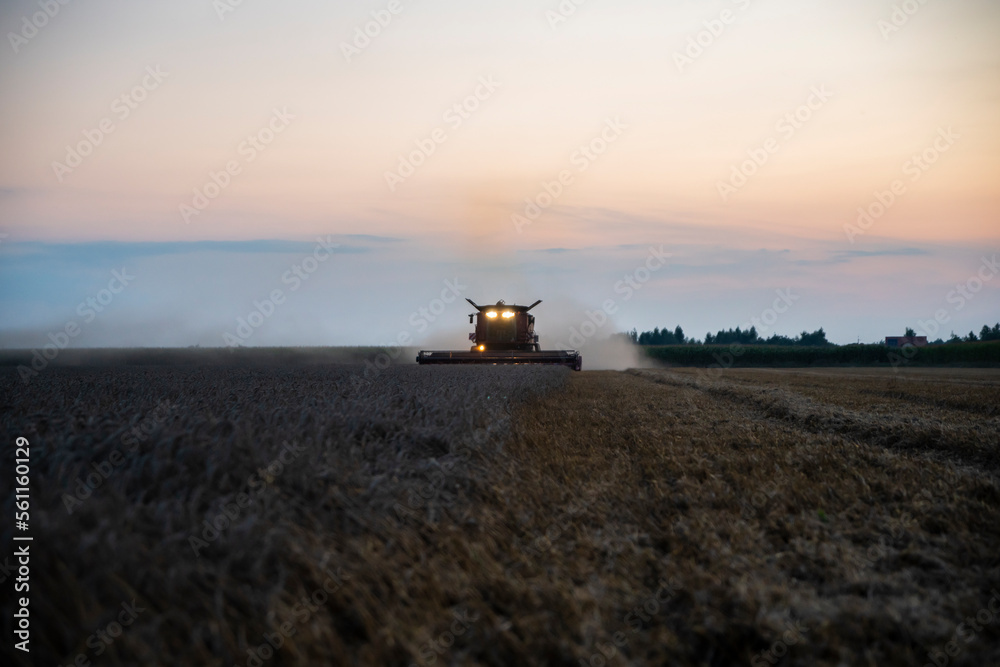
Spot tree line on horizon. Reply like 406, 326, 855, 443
621, 322, 1000, 347
623, 325, 831, 346
911, 323, 1000, 345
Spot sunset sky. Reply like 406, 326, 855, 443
1, 0, 998, 348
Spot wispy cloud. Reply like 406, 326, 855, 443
794, 247, 932, 266
834, 248, 930, 259
1, 239, 377, 263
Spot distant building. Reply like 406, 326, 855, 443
885, 335, 928, 348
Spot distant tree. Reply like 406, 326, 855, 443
798, 328, 830, 346
638, 326, 690, 345
905, 327, 916, 337
931, 338, 944, 345
981, 324, 993, 342
965, 331, 979, 343
948, 332, 963, 344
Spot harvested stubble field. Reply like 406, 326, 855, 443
2, 355, 999, 667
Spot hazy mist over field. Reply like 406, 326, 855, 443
1, 0, 998, 348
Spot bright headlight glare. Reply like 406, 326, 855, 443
502, 311, 515, 318
485, 311, 498, 319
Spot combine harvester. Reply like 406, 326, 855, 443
416, 299, 582, 371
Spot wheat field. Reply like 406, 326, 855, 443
2, 355, 998, 666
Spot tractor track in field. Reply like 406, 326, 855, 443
627, 368, 1000, 476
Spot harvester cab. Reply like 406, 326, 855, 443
416, 299, 582, 370
467, 299, 541, 352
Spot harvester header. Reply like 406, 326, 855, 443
416, 299, 582, 370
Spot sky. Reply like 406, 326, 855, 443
0, 0, 998, 349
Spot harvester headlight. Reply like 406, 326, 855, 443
485, 311, 498, 319
502, 311, 515, 318
478, 345, 485, 351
